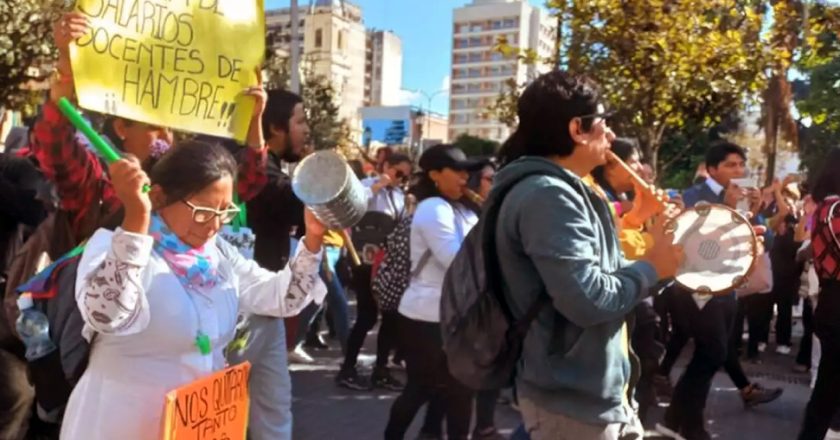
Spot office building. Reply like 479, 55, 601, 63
365, 30, 403, 107
449, 0, 555, 142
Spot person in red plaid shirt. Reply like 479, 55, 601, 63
799, 147, 840, 440
32, 12, 270, 243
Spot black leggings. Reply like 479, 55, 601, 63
800, 280, 840, 440
385, 315, 473, 440
341, 265, 397, 372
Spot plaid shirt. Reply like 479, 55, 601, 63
813, 195, 840, 281
31, 100, 269, 238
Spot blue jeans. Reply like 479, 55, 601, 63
295, 246, 350, 352
227, 315, 292, 440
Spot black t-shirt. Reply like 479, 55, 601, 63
247, 152, 305, 271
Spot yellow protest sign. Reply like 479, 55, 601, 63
162, 362, 251, 440
70, 0, 265, 142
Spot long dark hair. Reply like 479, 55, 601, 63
150, 141, 237, 206
812, 147, 840, 203
497, 71, 602, 167
591, 138, 640, 199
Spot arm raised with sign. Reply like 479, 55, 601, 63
29, 13, 122, 239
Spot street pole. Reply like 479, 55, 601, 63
290, 0, 301, 93
418, 89, 448, 147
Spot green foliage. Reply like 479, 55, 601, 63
486, 0, 767, 182
794, 3, 840, 180
262, 50, 351, 152
451, 134, 499, 158
0, 0, 64, 113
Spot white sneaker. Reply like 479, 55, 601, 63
825, 429, 840, 440
758, 342, 767, 353
776, 345, 792, 355
288, 346, 315, 364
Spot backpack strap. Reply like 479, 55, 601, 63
410, 250, 432, 279
828, 198, 840, 252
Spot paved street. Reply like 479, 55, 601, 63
288, 313, 817, 439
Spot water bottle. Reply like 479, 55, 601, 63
15, 294, 57, 361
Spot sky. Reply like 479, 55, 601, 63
264, 0, 545, 115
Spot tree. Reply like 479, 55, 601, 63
0, 0, 64, 114
262, 50, 353, 153
452, 134, 499, 158
488, 1, 767, 181
793, 3, 840, 179
552, 0, 767, 176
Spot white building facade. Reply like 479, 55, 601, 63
449, 0, 555, 142
365, 30, 403, 107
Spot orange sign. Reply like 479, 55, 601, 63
163, 362, 251, 440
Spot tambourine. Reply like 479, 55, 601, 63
665, 203, 758, 295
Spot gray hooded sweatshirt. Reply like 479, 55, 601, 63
493, 156, 658, 425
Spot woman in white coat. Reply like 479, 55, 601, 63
61, 142, 327, 439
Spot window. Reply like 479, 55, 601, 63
491, 20, 502, 29
454, 54, 467, 64
452, 84, 466, 94
490, 52, 503, 62
487, 66, 500, 76
469, 37, 482, 47
315, 29, 323, 48
456, 23, 469, 34
468, 68, 481, 78
468, 52, 482, 63
337, 30, 344, 50
471, 23, 483, 33
503, 18, 516, 28
452, 68, 465, 79
455, 38, 468, 48
467, 83, 481, 92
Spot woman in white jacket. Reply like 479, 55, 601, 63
385, 145, 483, 440
61, 142, 327, 439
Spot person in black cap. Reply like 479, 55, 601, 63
384, 144, 483, 440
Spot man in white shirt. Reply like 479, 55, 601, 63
337, 153, 413, 391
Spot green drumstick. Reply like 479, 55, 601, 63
56, 98, 151, 192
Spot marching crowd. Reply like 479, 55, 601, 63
1, 12, 840, 440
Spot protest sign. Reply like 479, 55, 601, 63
162, 362, 251, 440
69, 0, 265, 142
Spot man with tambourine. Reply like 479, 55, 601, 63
657, 142, 782, 440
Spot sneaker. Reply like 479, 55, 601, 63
288, 346, 314, 364
741, 383, 783, 408
372, 369, 404, 391
303, 334, 330, 350
472, 427, 506, 440
335, 368, 372, 391
776, 345, 792, 355
758, 342, 767, 353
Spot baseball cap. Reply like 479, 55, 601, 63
419, 144, 485, 173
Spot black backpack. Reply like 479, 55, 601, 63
440, 170, 556, 391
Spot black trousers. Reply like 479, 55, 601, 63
475, 388, 501, 431
740, 294, 773, 358
385, 315, 473, 440
773, 276, 800, 347
664, 292, 738, 434
797, 298, 815, 367
799, 280, 840, 440
632, 301, 664, 424
342, 265, 397, 372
